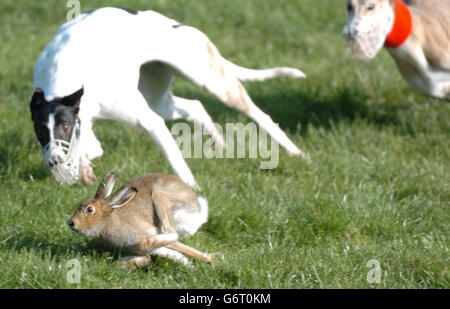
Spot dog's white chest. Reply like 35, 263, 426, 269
388, 42, 450, 99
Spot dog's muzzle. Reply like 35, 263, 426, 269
42, 121, 80, 185
346, 33, 381, 62
344, 18, 389, 62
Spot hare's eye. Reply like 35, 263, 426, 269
85, 206, 95, 214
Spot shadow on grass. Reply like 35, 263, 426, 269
2, 228, 227, 274
1, 228, 118, 261
18, 163, 51, 181
0, 129, 24, 173
0, 128, 51, 180
189, 86, 412, 135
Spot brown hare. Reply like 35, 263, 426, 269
68, 172, 215, 269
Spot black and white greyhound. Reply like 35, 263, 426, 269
30, 7, 306, 188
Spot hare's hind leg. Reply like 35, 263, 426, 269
138, 191, 180, 250
166, 241, 216, 263
138, 232, 179, 250
140, 180, 211, 264
152, 247, 190, 266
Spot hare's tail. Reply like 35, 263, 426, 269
197, 196, 209, 226
172, 196, 209, 237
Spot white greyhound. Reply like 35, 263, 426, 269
31, 7, 306, 188
343, 0, 450, 101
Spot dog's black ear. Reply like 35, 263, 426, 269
30, 88, 46, 121
30, 88, 45, 108
61, 86, 84, 114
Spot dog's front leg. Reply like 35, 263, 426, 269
118, 92, 199, 190
78, 121, 103, 186
79, 154, 96, 186
140, 115, 199, 190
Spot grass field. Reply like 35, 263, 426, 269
0, 0, 448, 289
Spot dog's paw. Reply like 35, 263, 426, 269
287, 147, 307, 159
81, 165, 97, 186
79, 155, 97, 186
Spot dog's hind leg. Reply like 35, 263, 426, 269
142, 26, 305, 157
138, 61, 226, 149
209, 78, 305, 157
199, 42, 305, 157
154, 95, 226, 149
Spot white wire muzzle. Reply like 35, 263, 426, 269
345, 16, 388, 62
42, 120, 81, 185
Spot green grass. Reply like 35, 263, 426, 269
0, 0, 449, 289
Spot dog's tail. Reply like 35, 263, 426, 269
222, 58, 306, 82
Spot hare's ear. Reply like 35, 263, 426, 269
95, 172, 117, 200
108, 186, 138, 209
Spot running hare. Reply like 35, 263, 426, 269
68, 172, 214, 268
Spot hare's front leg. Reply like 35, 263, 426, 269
119, 255, 151, 270
138, 233, 179, 250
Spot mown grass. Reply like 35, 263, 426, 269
0, 0, 448, 288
